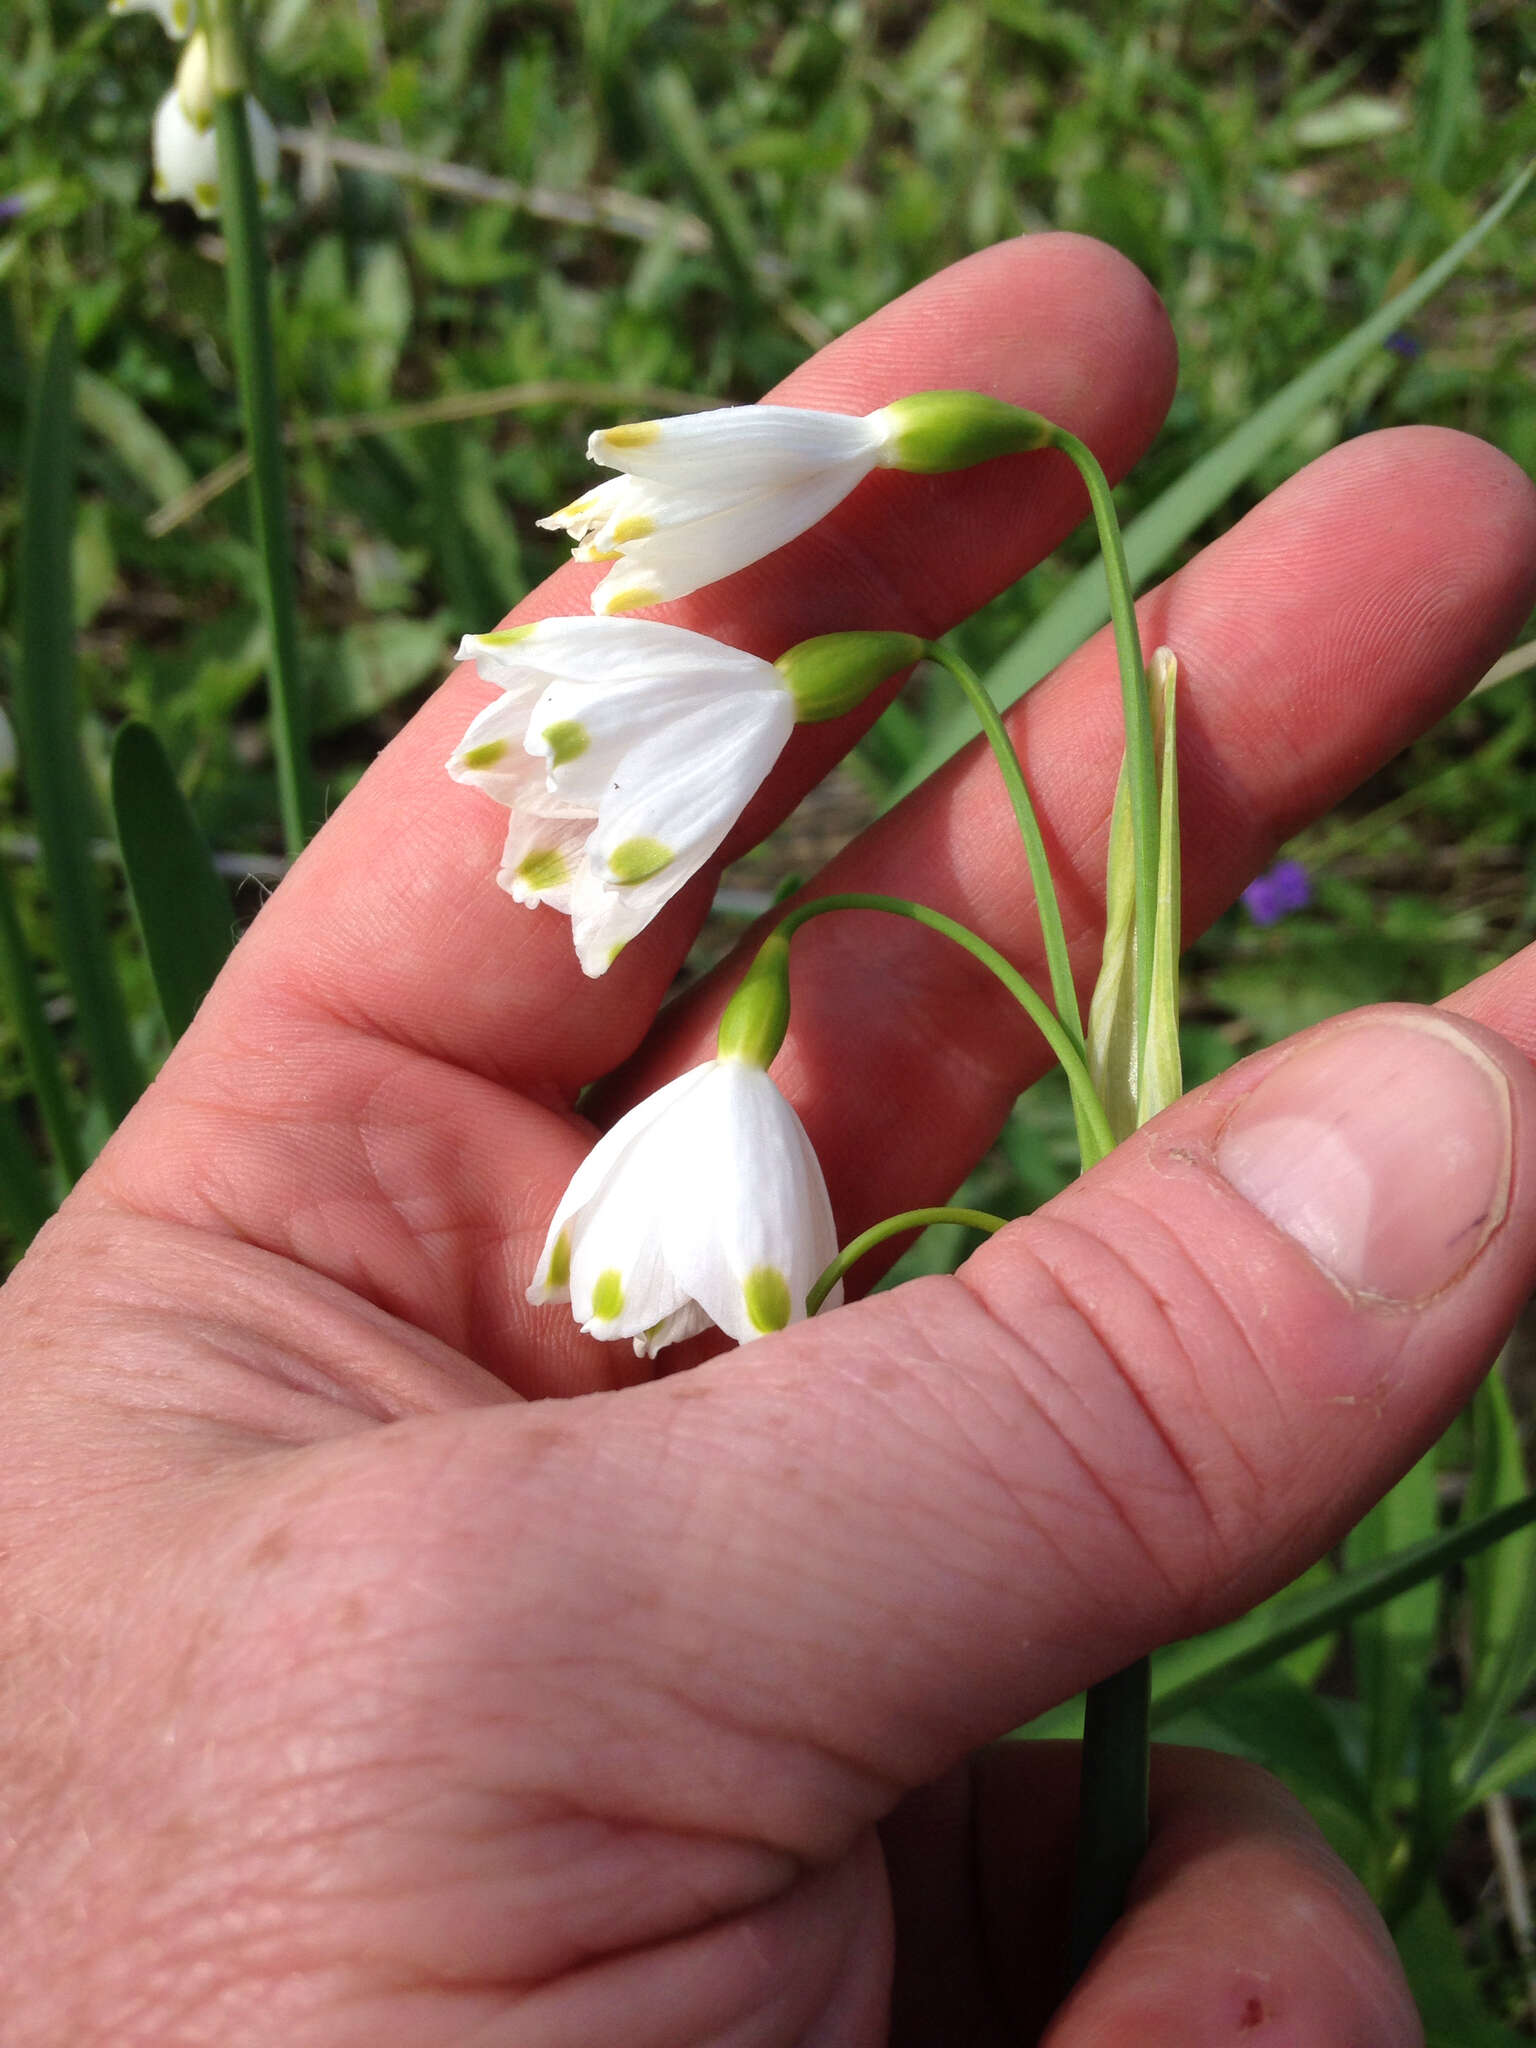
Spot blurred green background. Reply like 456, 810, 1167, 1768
5, 0, 1536, 2035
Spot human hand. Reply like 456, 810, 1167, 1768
5, 234, 1536, 2046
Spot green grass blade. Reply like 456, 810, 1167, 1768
0, 1092, 54, 1252
1151, 1491, 1536, 1727
1348, 1450, 1441, 1815
16, 310, 143, 1126
1454, 1369, 1536, 1785
0, 854, 86, 1183
891, 161, 1535, 800
212, 85, 318, 855
111, 723, 234, 1044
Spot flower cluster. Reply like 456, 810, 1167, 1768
110, 0, 280, 220
446, 395, 1053, 1358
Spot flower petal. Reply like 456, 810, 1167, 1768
524, 661, 777, 807
527, 1066, 709, 1305
589, 456, 885, 613
499, 616, 773, 690
588, 406, 892, 488
447, 692, 550, 805
585, 693, 794, 908
568, 863, 661, 979
632, 1299, 711, 1359
496, 811, 593, 912
664, 1065, 839, 1346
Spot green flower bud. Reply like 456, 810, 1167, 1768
879, 392, 1053, 474
774, 631, 924, 724
716, 932, 792, 1070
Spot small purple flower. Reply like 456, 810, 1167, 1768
1385, 330, 1422, 361
1242, 858, 1310, 928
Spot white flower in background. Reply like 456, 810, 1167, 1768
538, 405, 902, 614
447, 617, 796, 977
109, 0, 191, 37
528, 1059, 840, 1355
150, 35, 280, 222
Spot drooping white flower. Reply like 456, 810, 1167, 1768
538, 392, 1056, 616
447, 617, 796, 977
528, 1058, 840, 1355
151, 86, 280, 220
109, 0, 192, 38
538, 405, 902, 614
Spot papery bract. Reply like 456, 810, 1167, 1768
528, 1057, 840, 1354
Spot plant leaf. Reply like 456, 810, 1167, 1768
0, 853, 85, 1183
16, 310, 143, 1125
1150, 1491, 1536, 1724
110, 723, 234, 1044
1349, 1449, 1441, 1816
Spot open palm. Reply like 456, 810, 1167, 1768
6, 234, 1536, 2046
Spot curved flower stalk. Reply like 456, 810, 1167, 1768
448, 618, 918, 976
109, 0, 191, 35
540, 392, 1050, 614
529, 942, 839, 1354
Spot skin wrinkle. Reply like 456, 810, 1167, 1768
1058, 1182, 1275, 1511
893, 1271, 1189, 1660
957, 1230, 1219, 1618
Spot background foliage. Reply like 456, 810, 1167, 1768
4, 0, 1536, 2034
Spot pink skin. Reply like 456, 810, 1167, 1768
4, 231, 1536, 2044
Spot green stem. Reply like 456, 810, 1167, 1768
1035, 424, 1159, 1979
1070, 1656, 1151, 1978
773, 891, 1114, 1162
1045, 428, 1157, 1070
209, 17, 315, 855
921, 642, 1083, 1053
807, 1206, 1005, 1316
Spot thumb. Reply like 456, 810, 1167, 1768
446, 1004, 1535, 1836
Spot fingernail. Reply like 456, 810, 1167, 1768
1215, 1014, 1511, 1303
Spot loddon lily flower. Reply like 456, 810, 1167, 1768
448, 616, 797, 977
539, 391, 1052, 614
529, 938, 840, 1353
150, 33, 280, 220
447, 616, 920, 977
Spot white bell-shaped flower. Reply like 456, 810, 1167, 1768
447, 617, 795, 977
151, 87, 280, 220
538, 405, 902, 615
528, 1057, 841, 1355
109, 0, 191, 37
